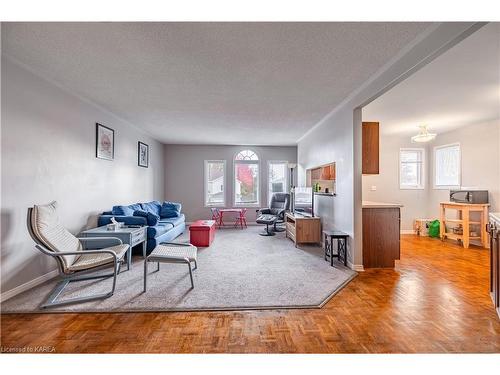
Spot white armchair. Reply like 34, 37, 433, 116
27, 201, 129, 309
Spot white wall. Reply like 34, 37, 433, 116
298, 109, 354, 238
1, 57, 165, 297
362, 134, 429, 230
163, 144, 297, 222
426, 119, 500, 217
362, 120, 500, 231
297, 23, 481, 269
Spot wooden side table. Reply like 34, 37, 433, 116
79, 225, 147, 270
285, 212, 321, 247
323, 230, 349, 267
439, 202, 489, 248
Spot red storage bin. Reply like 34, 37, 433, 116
189, 220, 216, 247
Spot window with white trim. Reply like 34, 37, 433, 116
268, 161, 288, 204
434, 143, 461, 189
399, 148, 425, 189
234, 150, 259, 206
204, 160, 226, 206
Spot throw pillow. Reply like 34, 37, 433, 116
128, 203, 142, 212
141, 201, 162, 216
112, 205, 134, 216
133, 210, 159, 226
160, 201, 182, 218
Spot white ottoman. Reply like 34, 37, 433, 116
144, 242, 198, 291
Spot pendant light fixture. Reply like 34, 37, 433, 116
411, 124, 437, 143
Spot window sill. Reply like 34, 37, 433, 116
399, 186, 425, 190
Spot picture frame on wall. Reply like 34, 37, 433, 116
138, 141, 149, 168
95, 123, 114, 160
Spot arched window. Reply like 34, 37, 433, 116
234, 149, 260, 206
235, 149, 258, 161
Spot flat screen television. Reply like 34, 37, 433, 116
293, 187, 314, 217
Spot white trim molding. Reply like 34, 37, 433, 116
401, 229, 416, 235
399, 147, 425, 190
1, 269, 59, 302
348, 262, 365, 272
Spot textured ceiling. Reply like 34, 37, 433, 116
2, 22, 432, 145
364, 23, 500, 136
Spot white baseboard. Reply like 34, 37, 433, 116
1, 269, 58, 303
347, 260, 364, 272
401, 229, 415, 235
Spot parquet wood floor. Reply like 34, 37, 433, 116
1, 235, 499, 353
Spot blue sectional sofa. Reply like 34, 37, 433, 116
98, 200, 185, 253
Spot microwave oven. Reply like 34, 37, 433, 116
449, 190, 488, 204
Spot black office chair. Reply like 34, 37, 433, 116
257, 193, 290, 232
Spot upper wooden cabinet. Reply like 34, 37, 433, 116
362, 121, 379, 174
306, 162, 336, 194
320, 164, 335, 180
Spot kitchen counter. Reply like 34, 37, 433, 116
362, 201, 403, 208
362, 202, 401, 268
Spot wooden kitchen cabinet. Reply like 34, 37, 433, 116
362, 121, 379, 174
489, 214, 500, 319
362, 203, 401, 268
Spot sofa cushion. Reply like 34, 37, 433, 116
98, 215, 147, 227
129, 203, 142, 211
160, 214, 185, 228
147, 223, 174, 239
133, 210, 159, 226
160, 201, 182, 218
141, 201, 162, 216
112, 205, 135, 216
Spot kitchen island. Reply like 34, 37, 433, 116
362, 201, 402, 268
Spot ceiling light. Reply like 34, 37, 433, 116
411, 125, 436, 143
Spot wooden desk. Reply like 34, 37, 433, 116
285, 212, 321, 247
439, 202, 489, 248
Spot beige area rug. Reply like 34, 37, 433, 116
2, 226, 356, 313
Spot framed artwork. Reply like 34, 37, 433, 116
138, 141, 149, 168
95, 123, 114, 160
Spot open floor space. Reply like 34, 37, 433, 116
1, 226, 355, 312
2, 236, 499, 353
1, 15, 499, 367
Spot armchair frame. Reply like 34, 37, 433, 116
27, 207, 126, 309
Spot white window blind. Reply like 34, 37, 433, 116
434, 143, 460, 188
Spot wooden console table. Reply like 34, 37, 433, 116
439, 202, 489, 248
285, 212, 321, 247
